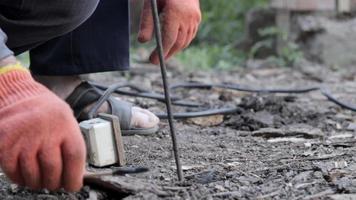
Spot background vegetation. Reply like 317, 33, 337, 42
176, 0, 269, 69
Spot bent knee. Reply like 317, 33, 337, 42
42, 0, 100, 35
59, 0, 99, 32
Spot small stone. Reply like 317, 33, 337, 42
304, 142, 312, 147
214, 185, 226, 192
334, 161, 348, 169
83, 186, 91, 193
336, 123, 342, 130
10, 184, 18, 193
218, 144, 227, 149
41, 189, 50, 194
88, 191, 98, 200
37, 195, 58, 200
347, 123, 356, 131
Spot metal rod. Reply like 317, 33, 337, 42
150, 0, 183, 181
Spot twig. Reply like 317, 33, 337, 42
302, 189, 334, 200
84, 167, 149, 178
235, 169, 263, 181
295, 180, 324, 189
212, 191, 241, 198
256, 190, 281, 199
283, 153, 348, 162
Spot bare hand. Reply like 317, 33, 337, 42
138, 0, 202, 64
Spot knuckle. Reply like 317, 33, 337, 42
40, 156, 57, 172
19, 151, 32, 163
196, 13, 202, 23
0, 150, 19, 175
46, 184, 60, 191
0, 160, 15, 175
65, 184, 82, 192
64, 145, 85, 163
176, 38, 186, 48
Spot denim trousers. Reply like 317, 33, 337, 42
0, 0, 130, 75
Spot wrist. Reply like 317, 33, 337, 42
0, 56, 18, 67
0, 62, 28, 75
0, 65, 47, 107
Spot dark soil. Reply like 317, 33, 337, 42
0, 60, 355, 199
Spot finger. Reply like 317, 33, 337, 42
0, 148, 24, 186
192, 25, 199, 40
186, 23, 199, 49
183, 28, 194, 49
165, 28, 188, 60
185, 22, 200, 49
150, 21, 180, 64
19, 150, 41, 190
61, 136, 86, 192
38, 146, 62, 191
185, 26, 199, 49
138, 0, 154, 43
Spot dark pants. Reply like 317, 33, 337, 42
0, 0, 130, 75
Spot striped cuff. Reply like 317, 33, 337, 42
0, 62, 28, 75
0, 68, 47, 107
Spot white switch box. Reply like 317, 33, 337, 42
80, 118, 118, 167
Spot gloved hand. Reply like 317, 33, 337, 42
0, 63, 86, 191
138, 0, 201, 64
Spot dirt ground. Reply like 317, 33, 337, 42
0, 59, 355, 200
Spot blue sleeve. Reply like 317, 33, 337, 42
0, 29, 14, 60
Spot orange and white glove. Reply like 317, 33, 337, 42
0, 63, 86, 191
138, 0, 202, 64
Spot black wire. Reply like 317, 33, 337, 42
170, 82, 356, 112
90, 81, 356, 119
155, 107, 242, 119
87, 83, 130, 119
171, 82, 320, 94
320, 87, 356, 112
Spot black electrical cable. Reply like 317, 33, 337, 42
171, 82, 320, 94
91, 81, 355, 119
87, 83, 130, 119
90, 82, 241, 118
90, 82, 182, 102
321, 87, 356, 112
155, 107, 242, 119
170, 82, 356, 112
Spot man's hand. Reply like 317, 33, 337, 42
138, 0, 201, 64
0, 69, 86, 191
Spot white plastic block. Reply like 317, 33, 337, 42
79, 118, 118, 167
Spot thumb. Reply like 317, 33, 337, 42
138, 0, 154, 43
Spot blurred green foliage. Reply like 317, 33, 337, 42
249, 26, 303, 67
195, 0, 268, 46
177, 0, 269, 69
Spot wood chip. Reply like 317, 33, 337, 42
328, 194, 356, 200
328, 134, 354, 140
187, 115, 224, 127
268, 137, 311, 143
347, 123, 356, 131
84, 176, 171, 197
181, 165, 204, 171
253, 125, 324, 139
303, 189, 334, 200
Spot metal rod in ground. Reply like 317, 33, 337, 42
150, 0, 183, 181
